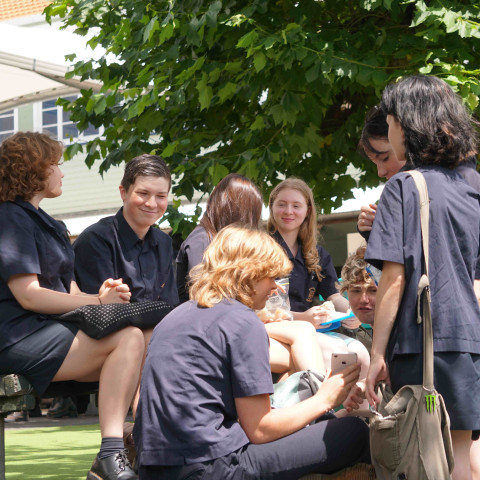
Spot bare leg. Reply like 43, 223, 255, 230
471, 438, 480, 480
269, 338, 295, 378
316, 332, 370, 412
316, 332, 349, 370
451, 430, 473, 480
131, 328, 154, 418
53, 327, 144, 438
266, 321, 325, 374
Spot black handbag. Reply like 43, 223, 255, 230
56, 300, 172, 340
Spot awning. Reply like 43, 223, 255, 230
0, 22, 102, 112
0, 52, 102, 111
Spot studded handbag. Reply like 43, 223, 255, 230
56, 300, 172, 340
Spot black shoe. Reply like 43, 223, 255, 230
47, 396, 78, 418
29, 403, 43, 418
87, 450, 138, 480
5, 411, 29, 423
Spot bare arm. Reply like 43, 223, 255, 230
474, 279, 480, 306
8, 274, 131, 315
235, 364, 360, 444
365, 261, 405, 407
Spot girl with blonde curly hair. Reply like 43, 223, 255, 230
134, 225, 370, 479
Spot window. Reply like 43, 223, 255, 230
0, 109, 17, 142
36, 96, 100, 143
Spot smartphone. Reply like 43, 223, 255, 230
331, 352, 358, 375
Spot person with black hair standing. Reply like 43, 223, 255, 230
365, 75, 480, 479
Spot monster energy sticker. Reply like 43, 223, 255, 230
425, 394, 437, 413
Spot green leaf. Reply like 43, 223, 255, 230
237, 159, 259, 179
161, 141, 178, 158
218, 82, 237, 103
419, 64, 433, 74
253, 51, 267, 72
196, 74, 214, 110
466, 92, 479, 111
250, 115, 265, 131
306, 63, 320, 83
208, 163, 230, 185
143, 17, 159, 42
237, 30, 258, 48
159, 23, 174, 44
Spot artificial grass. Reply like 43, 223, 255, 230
5, 424, 101, 479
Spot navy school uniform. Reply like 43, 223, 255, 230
74, 208, 179, 305
175, 226, 210, 303
133, 299, 370, 479
365, 166, 480, 431
359, 158, 480, 245
0, 199, 78, 395
272, 231, 338, 312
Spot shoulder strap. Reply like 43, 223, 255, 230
407, 170, 434, 390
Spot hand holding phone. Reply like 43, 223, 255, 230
331, 352, 358, 375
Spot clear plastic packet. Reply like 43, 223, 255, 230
256, 277, 294, 322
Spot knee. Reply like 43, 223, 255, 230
117, 326, 145, 359
294, 320, 317, 338
339, 417, 371, 463
348, 341, 370, 366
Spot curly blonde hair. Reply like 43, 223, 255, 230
267, 177, 322, 281
338, 246, 373, 294
0, 132, 63, 202
189, 225, 292, 308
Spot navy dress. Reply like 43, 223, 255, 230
272, 231, 338, 312
0, 199, 78, 395
365, 167, 480, 432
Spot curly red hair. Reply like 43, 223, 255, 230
0, 132, 63, 202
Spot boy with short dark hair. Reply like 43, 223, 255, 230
74, 154, 178, 306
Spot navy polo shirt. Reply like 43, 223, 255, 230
133, 299, 273, 466
365, 167, 480, 360
74, 209, 178, 305
359, 159, 480, 245
0, 199, 74, 351
272, 232, 338, 312
176, 226, 211, 303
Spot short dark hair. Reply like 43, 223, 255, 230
380, 75, 478, 168
121, 154, 171, 191
0, 132, 63, 202
358, 106, 389, 157
200, 173, 263, 240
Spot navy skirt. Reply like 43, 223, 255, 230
389, 352, 480, 438
0, 320, 78, 396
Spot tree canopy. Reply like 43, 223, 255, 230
45, 0, 480, 236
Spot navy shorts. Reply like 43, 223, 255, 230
389, 352, 480, 439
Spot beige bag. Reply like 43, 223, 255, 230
369, 171, 455, 479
